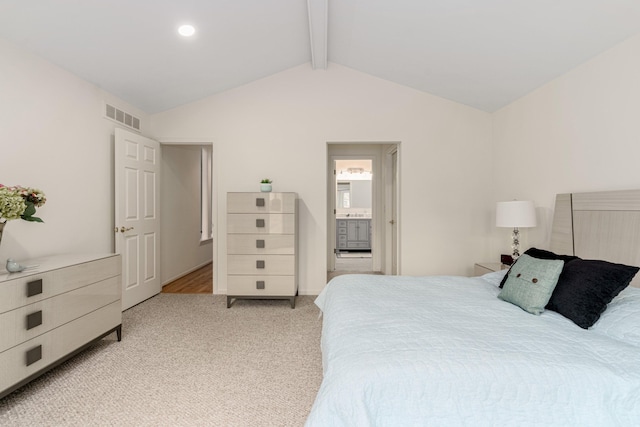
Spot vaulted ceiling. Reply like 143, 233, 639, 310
1, 0, 640, 114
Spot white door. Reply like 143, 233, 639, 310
391, 149, 398, 274
328, 159, 338, 271
115, 128, 161, 310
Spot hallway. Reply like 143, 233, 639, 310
162, 263, 213, 294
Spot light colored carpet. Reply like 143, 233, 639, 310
0, 295, 323, 426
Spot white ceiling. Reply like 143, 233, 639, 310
2, 0, 640, 114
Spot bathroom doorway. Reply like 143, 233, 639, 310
327, 143, 400, 281
334, 159, 373, 273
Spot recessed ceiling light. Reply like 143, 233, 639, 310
178, 24, 195, 37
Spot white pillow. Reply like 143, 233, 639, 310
480, 269, 508, 287
591, 286, 640, 346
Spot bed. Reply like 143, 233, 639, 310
306, 190, 640, 426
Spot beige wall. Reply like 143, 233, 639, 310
151, 63, 494, 295
0, 38, 149, 262
491, 33, 640, 256
9, 27, 636, 293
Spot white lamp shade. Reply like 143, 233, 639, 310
496, 200, 537, 228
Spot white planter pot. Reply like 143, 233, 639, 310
260, 184, 272, 192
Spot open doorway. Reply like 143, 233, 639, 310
335, 159, 373, 272
327, 143, 400, 281
159, 143, 215, 293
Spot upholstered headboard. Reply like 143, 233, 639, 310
550, 189, 640, 287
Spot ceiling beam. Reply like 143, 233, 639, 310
307, 0, 328, 69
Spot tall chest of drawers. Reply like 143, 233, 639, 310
0, 254, 122, 399
227, 192, 297, 308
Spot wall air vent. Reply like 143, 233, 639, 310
105, 103, 141, 132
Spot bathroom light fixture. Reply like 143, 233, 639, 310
337, 169, 372, 181
178, 24, 196, 37
496, 200, 537, 260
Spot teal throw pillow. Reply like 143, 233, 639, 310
498, 254, 564, 315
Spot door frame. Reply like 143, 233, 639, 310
327, 143, 400, 274
384, 145, 400, 274
328, 154, 376, 271
157, 137, 219, 294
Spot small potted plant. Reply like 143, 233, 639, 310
260, 179, 272, 193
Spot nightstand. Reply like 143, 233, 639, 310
474, 262, 509, 276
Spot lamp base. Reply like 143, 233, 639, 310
511, 227, 521, 260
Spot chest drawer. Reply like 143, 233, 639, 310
226, 192, 298, 307
227, 192, 296, 214
228, 255, 295, 275
0, 300, 121, 393
0, 255, 119, 314
227, 214, 295, 234
227, 234, 295, 255
0, 276, 120, 353
227, 276, 295, 296
0, 272, 54, 315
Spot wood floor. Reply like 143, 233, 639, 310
162, 263, 213, 294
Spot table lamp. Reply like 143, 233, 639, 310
496, 200, 537, 260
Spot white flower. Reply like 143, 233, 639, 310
0, 186, 27, 222
0, 184, 46, 223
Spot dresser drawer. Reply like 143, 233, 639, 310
52, 256, 120, 293
0, 276, 120, 353
227, 214, 295, 234
227, 276, 296, 296
227, 234, 295, 255
228, 255, 295, 275
0, 255, 120, 314
0, 300, 121, 394
0, 272, 53, 315
226, 192, 298, 307
227, 192, 296, 214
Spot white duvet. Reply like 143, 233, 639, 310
306, 273, 640, 426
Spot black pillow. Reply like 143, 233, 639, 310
499, 248, 580, 288
524, 247, 581, 263
545, 259, 639, 329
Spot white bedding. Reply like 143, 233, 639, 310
306, 273, 640, 426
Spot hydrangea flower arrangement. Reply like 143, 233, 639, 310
0, 185, 46, 223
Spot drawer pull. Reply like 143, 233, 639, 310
256, 280, 265, 290
256, 260, 265, 269
26, 311, 43, 330
256, 239, 265, 249
256, 198, 265, 207
256, 219, 265, 228
26, 345, 42, 367
26, 279, 43, 297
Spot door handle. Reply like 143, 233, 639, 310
389, 220, 396, 225
116, 226, 135, 233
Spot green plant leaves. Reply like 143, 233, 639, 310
21, 202, 44, 222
